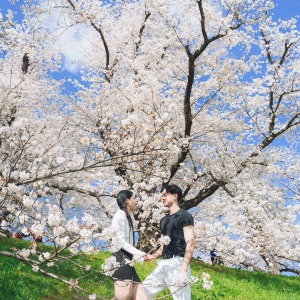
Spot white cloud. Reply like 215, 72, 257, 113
38, 1, 95, 73
56, 24, 94, 73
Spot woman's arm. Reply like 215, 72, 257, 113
112, 210, 144, 256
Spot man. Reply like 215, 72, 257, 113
143, 184, 195, 300
210, 249, 224, 266
210, 249, 217, 265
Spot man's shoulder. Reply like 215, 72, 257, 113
160, 209, 193, 221
179, 209, 194, 227
179, 209, 193, 218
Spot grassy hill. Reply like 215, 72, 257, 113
0, 237, 299, 300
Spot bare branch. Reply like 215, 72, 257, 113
135, 9, 151, 56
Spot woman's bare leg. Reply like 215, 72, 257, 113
114, 280, 131, 300
131, 283, 148, 300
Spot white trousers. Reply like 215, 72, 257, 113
142, 257, 191, 300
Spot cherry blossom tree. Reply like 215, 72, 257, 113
0, 0, 299, 291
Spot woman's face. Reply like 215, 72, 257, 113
126, 195, 137, 212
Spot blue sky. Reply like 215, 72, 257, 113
273, 0, 300, 23
1, 0, 300, 27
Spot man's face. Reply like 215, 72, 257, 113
161, 189, 177, 207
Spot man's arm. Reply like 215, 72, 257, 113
180, 225, 195, 273
145, 244, 163, 262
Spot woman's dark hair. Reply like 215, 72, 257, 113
116, 190, 134, 230
163, 184, 183, 204
116, 190, 133, 210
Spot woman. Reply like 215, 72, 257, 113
111, 190, 148, 300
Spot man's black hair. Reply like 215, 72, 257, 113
163, 184, 183, 204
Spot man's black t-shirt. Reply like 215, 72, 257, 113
160, 209, 194, 256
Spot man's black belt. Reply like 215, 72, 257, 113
162, 253, 185, 259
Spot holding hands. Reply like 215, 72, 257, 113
144, 254, 154, 262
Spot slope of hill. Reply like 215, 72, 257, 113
0, 237, 299, 300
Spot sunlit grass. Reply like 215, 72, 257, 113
0, 237, 299, 300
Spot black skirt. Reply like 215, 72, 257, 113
111, 249, 141, 283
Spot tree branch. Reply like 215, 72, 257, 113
135, 9, 151, 55
0, 250, 83, 291
67, 0, 110, 82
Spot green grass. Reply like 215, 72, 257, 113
188, 260, 300, 300
0, 237, 112, 300
0, 237, 299, 300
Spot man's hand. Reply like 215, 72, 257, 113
174, 272, 189, 287
144, 254, 155, 262
144, 243, 163, 262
